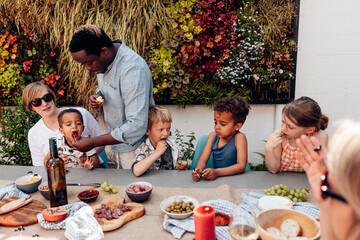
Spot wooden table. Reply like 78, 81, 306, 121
0, 166, 315, 239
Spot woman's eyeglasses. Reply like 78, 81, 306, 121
29, 93, 54, 107
320, 171, 347, 204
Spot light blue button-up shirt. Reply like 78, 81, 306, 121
96, 40, 154, 152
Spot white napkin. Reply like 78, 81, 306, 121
65, 206, 104, 240
163, 191, 320, 239
0, 183, 31, 199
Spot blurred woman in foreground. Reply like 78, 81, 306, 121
295, 119, 360, 240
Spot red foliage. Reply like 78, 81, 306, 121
178, 0, 241, 80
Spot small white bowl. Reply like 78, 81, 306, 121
15, 174, 42, 194
258, 196, 293, 211
160, 195, 199, 219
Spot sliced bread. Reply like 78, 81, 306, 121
266, 227, 287, 239
280, 219, 302, 238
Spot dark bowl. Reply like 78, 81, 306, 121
125, 181, 152, 203
215, 212, 230, 226
78, 189, 99, 203
38, 182, 50, 200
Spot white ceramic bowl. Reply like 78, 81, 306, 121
15, 174, 42, 193
256, 208, 321, 240
258, 196, 293, 211
160, 195, 199, 219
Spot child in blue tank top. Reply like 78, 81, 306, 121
192, 96, 251, 181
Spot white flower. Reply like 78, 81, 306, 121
279, 69, 284, 74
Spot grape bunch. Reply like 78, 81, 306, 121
101, 181, 118, 194
263, 184, 309, 202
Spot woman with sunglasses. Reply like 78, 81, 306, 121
22, 82, 105, 167
295, 119, 360, 240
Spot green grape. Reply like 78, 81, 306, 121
293, 197, 298, 202
112, 188, 118, 194
104, 186, 110, 192
302, 189, 307, 194
275, 185, 280, 190
277, 189, 282, 194
290, 190, 295, 195
271, 190, 275, 195
287, 195, 293, 199
109, 184, 115, 190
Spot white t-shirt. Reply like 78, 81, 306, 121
28, 107, 104, 166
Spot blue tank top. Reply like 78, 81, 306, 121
212, 133, 238, 169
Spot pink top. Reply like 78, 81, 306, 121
279, 141, 304, 172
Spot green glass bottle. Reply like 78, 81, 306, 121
46, 137, 68, 207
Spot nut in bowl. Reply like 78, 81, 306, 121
160, 195, 199, 219
126, 182, 152, 203
78, 189, 99, 203
38, 182, 49, 200
15, 173, 42, 193
257, 208, 321, 240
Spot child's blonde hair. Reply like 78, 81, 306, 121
22, 82, 56, 112
148, 105, 172, 130
282, 96, 328, 131
328, 119, 360, 220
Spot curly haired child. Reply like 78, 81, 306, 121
192, 95, 251, 181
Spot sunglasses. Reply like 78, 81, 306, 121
29, 93, 54, 107
320, 171, 347, 204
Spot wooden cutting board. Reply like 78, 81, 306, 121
0, 197, 46, 227
91, 196, 145, 232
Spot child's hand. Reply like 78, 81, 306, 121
83, 157, 95, 170
265, 130, 283, 151
192, 168, 202, 181
202, 168, 218, 180
155, 140, 167, 155
176, 160, 188, 170
59, 153, 71, 165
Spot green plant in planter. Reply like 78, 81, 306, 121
173, 129, 196, 168
0, 98, 40, 165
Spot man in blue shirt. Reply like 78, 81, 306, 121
69, 25, 154, 169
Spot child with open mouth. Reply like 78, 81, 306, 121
56, 108, 102, 169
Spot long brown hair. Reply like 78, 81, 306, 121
282, 96, 328, 131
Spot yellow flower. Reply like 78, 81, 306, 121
153, 88, 158, 94
172, 22, 178, 29
184, 33, 193, 41
162, 81, 168, 88
181, 25, 189, 32
194, 26, 202, 34
186, 13, 191, 19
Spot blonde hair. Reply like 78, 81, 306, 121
328, 119, 360, 219
148, 105, 172, 130
22, 82, 56, 112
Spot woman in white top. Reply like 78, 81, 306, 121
22, 82, 105, 166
